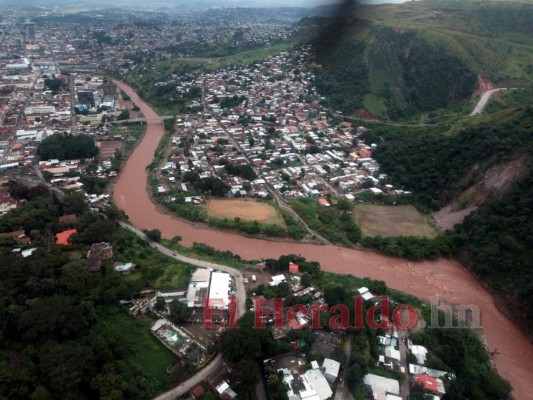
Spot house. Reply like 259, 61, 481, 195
86, 242, 113, 273
0, 230, 30, 245
270, 274, 286, 287
322, 358, 340, 383
363, 374, 400, 400
190, 382, 210, 400
317, 198, 330, 207
304, 369, 333, 400
289, 262, 299, 274
55, 229, 77, 246
410, 345, 428, 365
414, 374, 446, 397
114, 262, 137, 275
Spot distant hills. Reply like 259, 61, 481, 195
308, 0, 533, 120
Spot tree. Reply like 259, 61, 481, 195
171, 235, 182, 244
144, 229, 161, 242
346, 364, 365, 391
117, 110, 130, 121
301, 273, 312, 287
169, 300, 188, 324
232, 359, 260, 396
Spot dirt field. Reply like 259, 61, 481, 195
96, 140, 124, 159
206, 199, 285, 227
354, 204, 438, 238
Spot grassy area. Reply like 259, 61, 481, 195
153, 263, 194, 289
95, 306, 176, 395
354, 204, 438, 238
113, 227, 194, 289
291, 197, 362, 246
363, 93, 387, 118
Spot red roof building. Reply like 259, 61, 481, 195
55, 229, 77, 246
415, 374, 445, 396
289, 262, 299, 274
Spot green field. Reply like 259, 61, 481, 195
354, 204, 438, 238
363, 93, 387, 118
95, 306, 176, 395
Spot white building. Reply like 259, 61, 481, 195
304, 369, 333, 400
363, 374, 400, 400
322, 358, 340, 383
208, 271, 231, 309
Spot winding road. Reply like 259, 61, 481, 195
112, 80, 533, 400
470, 88, 514, 116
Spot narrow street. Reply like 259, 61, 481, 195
334, 333, 354, 400
398, 330, 410, 400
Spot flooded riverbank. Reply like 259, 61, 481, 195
112, 80, 533, 399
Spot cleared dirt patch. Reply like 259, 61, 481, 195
354, 204, 438, 238
96, 140, 124, 159
206, 199, 285, 227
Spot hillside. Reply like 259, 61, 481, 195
361, 107, 533, 334
308, 0, 533, 121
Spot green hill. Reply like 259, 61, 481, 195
309, 0, 533, 121
362, 107, 533, 334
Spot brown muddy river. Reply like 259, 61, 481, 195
112, 81, 532, 399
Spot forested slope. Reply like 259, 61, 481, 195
308, 0, 533, 120
362, 107, 533, 333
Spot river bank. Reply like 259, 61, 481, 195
112, 80, 533, 399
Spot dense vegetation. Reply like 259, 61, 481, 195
453, 172, 533, 332
291, 197, 362, 246
308, 1, 533, 120
38, 133, 99, 161
363, 108, 533, 210
362, 107, 533, 330
0, 185, 193, 399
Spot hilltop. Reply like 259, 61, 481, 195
308, 0, 533, 121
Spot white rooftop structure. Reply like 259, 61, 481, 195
186, 269, 211, 307
208, 271, 231, 309
304, 369, 333, 400
410, 345, 428, 365
386, 395, 402, 400
322, 358, 340, 383
270, 273, 286, 286
385, 346, 401, 361
364, 374, 400, 399
357, 286, 375, 301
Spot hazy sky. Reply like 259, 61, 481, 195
0, 0, 417, 8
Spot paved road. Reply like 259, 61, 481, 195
153, 353, 223, 400
470, 88, 514, 116
118, 222, 247, 400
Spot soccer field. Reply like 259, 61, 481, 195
207, 199, 286, 227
